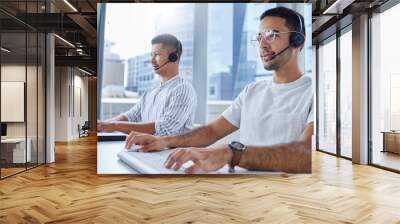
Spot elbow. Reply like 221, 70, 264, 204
155, 120, 182, 137
205, 124, 223, 145
298, 141, 312, 173
285, 141, 312, 173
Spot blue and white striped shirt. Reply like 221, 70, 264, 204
122, 75, 197, 136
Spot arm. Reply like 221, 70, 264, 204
127, 83, 245, 150
166, 116, 238, 148
237, 122, 313, 173
164, 122, 314, 174
106, 114, 128, 122
97, 114, 127, 132
105, 121, 156, 135
126, 116, 238, 151
98, 99, 143, 133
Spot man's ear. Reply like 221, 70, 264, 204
292, 45, 303, 54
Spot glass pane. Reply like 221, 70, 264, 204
100, 3, 195, 120
38, 33, 45, 165
27, 31, 38, 169
1, 31, 27, 177
207, 3, 275, 103
371, 4, 400, 171
206, 3, 312, 122
100, 3, 313, 124
317, 37, 337, 154
26, 0, 39, 169
339, 29, 352, 158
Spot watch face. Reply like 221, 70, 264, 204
231, 141, 245, 151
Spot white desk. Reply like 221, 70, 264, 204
98, 141, 281, 175
97, 141, 138, 174
1, 138, 31, 163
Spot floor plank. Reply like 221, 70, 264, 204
0, 135, 399, 223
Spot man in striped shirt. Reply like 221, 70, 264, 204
97, 34, 197, 137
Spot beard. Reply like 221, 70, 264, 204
263, 48, 292, 71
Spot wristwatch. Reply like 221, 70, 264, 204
228, 141, 246, 173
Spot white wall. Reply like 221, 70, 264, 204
1, 65, 40, 138
55, 67, 89, 141
1, 64, 46, 163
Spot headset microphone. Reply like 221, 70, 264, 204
266, 45, 291, 61
154, 60, 170, 71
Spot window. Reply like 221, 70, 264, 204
317, 36, 337, 154
371, 3, 400, 171
207, 3, 312, 102
316, 27, 352, 159
99, 3, 312, 123
339, 28, 352, 158
99, 3, 194, 120
0, 1, 46, 179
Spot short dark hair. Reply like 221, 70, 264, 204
151, 33, 182, 59
259, 7, 305, 37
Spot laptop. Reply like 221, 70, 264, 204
97, 131, 127, 141
117, 147, 268, 174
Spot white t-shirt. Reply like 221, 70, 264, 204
222, 75, 313, 146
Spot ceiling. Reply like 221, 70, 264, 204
0, 0, 97, 75
0, 0, 396, 75
311, 0, 390, 43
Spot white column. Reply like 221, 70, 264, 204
46, 33, 55, 163
192, 3, 208, 125
352, 14, 369, 164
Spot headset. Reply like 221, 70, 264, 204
289, 13, 305, 48
267, 13, 305, 61
155, 39, 182, 70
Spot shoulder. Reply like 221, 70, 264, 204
249, 79, 273, 89
169, 78, 197, 100
299, 76, 313, 94
172, 77, 196, 93
300, 75, 312, 87
241, 79, 272, 96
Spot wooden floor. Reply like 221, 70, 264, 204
1, 167, 26, 178
1, 136, 400, 223
373, 150, 400, 171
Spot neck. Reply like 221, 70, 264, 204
160, 67, 179, 83
273, 56, 302, 84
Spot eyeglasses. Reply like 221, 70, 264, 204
251, 30, 299, 46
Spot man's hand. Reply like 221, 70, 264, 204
164, 147, 233, 174
97, 120, 115, 132
125, 132, 168, 152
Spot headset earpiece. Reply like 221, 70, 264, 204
290, 33, 305, 48
289, 13, 305, 48
167, 40, 181, 62
168, 53, 178, 62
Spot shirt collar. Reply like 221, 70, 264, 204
271, 75, 309, 90
159, 74, 180, 88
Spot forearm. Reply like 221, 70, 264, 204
238, 141, 311, 173
106, 114, 128, 122
112, 121, 156, 135
163, 125, 220, 148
